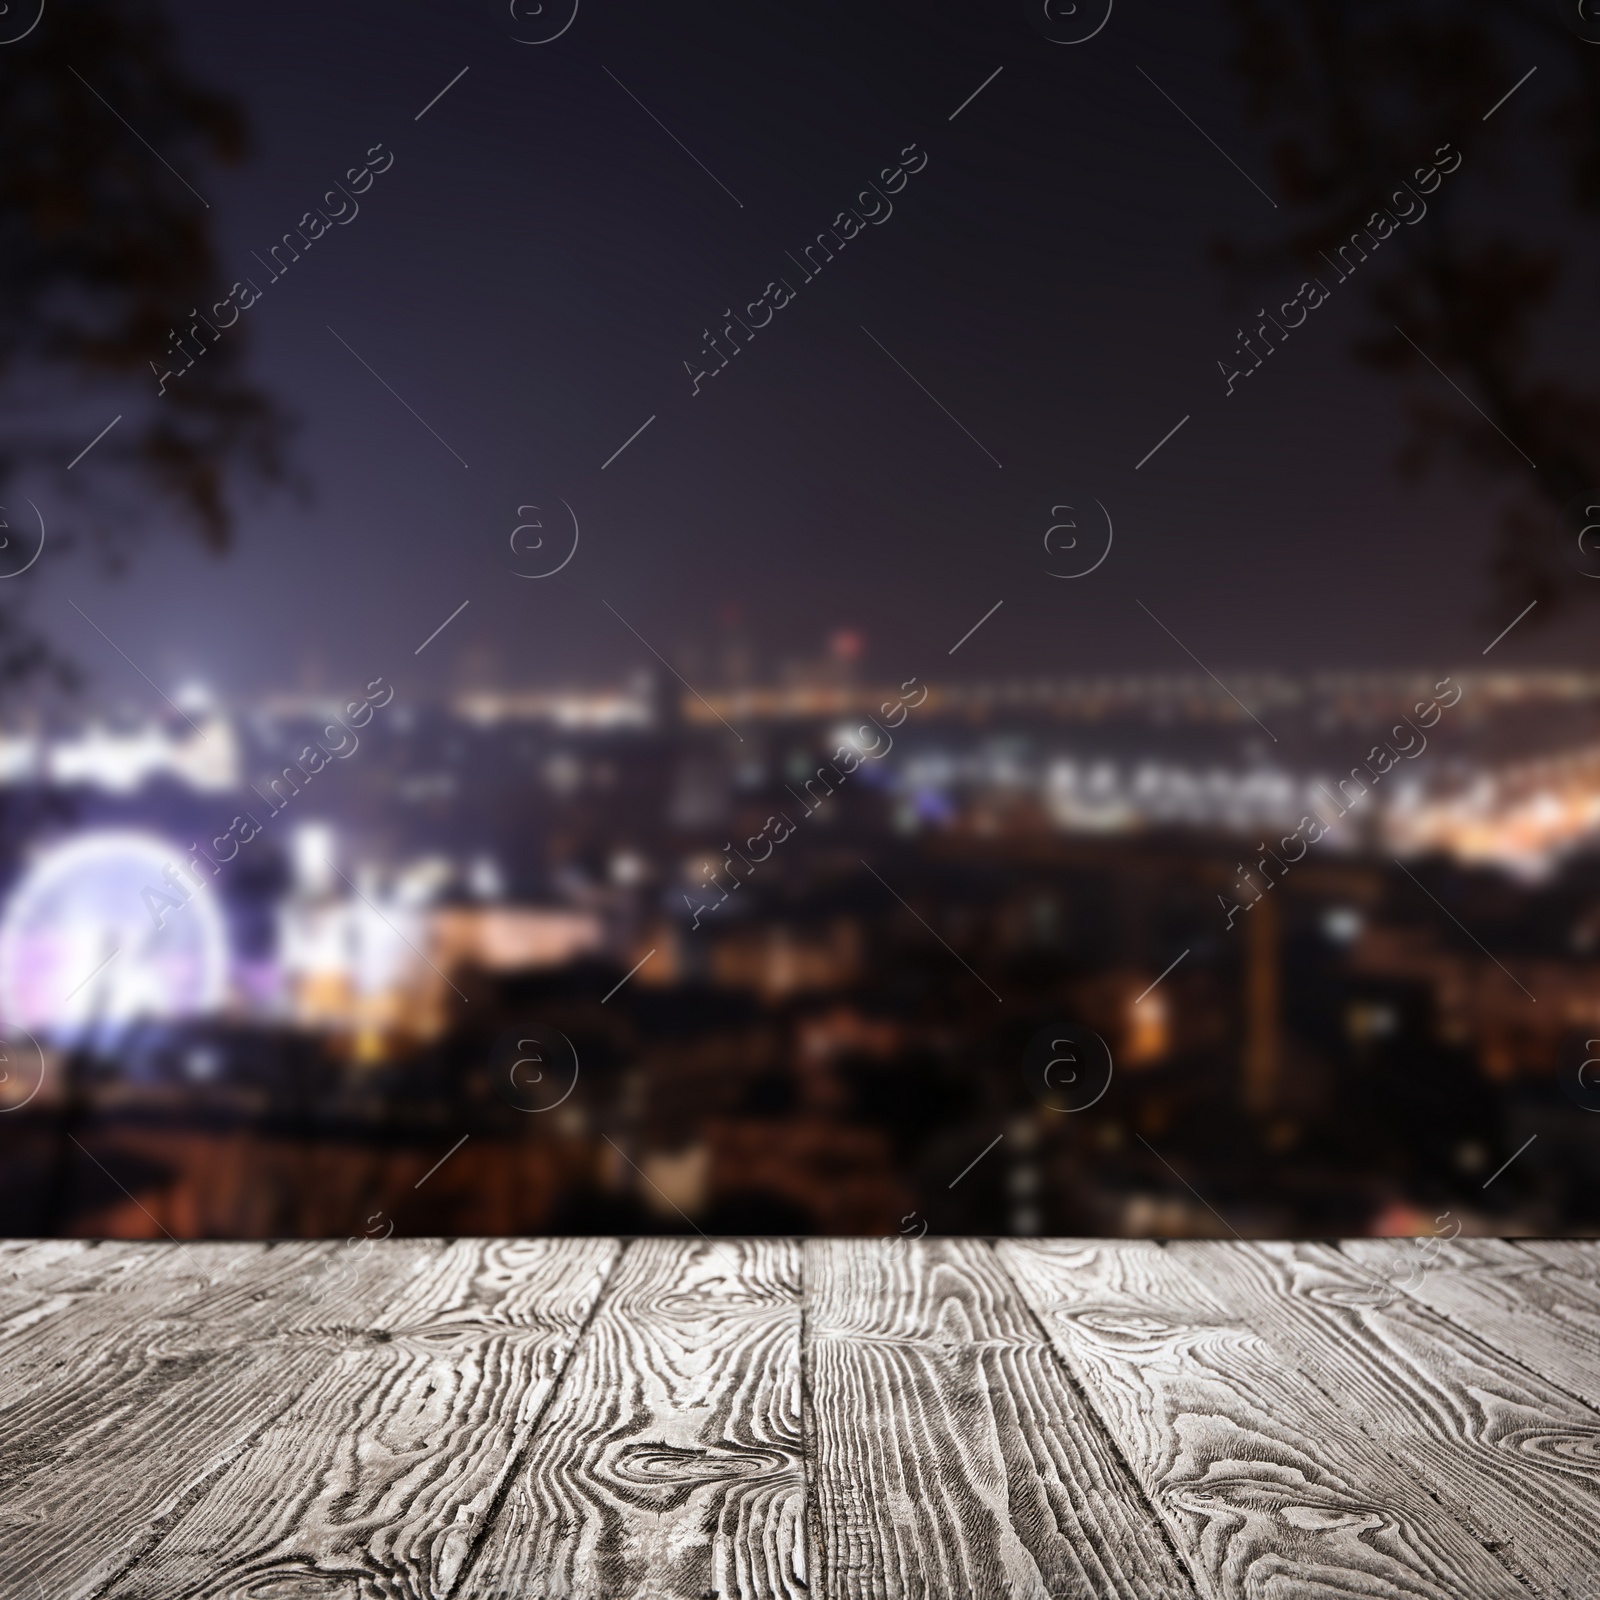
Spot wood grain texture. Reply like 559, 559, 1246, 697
999, 1239, 1534, 1600
101, 1237, 619, 1600
1341, 1236, 1600, 1411
5, 1236, 1598, 1600
1515, 1239, 1600, 1276
1169, 1239, 1600, 1597
0, 1239, 435, 1600
0, 1239, 215, 1408
460, 1237, 806, 1600
805, 1237, 1197, 1600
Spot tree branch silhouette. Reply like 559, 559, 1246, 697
0, 0, 296, 695
1226, 0, 1600, 623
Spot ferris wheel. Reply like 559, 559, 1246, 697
0, 830, 229, 1042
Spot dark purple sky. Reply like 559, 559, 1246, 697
31, 0, 1597, 706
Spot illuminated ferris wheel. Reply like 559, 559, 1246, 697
0, 830, 229, 1040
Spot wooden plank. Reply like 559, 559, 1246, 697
0, 1238, 216, 1332
1341, 1236, 1600, 1410
0, 1239, 299, 1408
1169, 1239, 1600, 1597
0, 1238, 173, 1294
0, 1240, 452, 1393
999, 1239, 1533, 1600
1514, 1238, 1600, 1279
0, 1241, 235, 1600
0, 1239, 424, 1600
805, 1237, 1197, 1600
0, 1240, 203, 1387
460, 1237, 806, 1600
96, 1236, 618, 1600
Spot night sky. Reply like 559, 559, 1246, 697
29, 0, 1596, 706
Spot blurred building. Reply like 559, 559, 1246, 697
2, 666, 1597, 1240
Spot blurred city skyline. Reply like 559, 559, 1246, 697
3, 0, 1598, 1248
3, 658, 1595, 1241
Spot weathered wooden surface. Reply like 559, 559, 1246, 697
1342, 1236, 1600, 1412
1171, 1241, 1600, 1596
998, 1239, 1538, 1599
1, 1237, 1595, 1600
102, 1238, 619, 1600
804, 1238, 1195, 1600
462, 1238, 806, 1600
1, 1240, 453, 1599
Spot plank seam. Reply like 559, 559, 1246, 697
798, 1241, 819, 1600
449, 1236, 629, 1600
987, 1241, 1204, 1600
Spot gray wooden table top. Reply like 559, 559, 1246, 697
3, 1237, 1598, 1600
